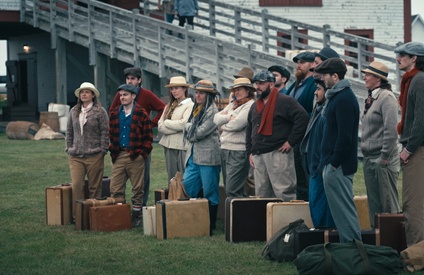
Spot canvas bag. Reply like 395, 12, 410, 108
401, 240, 424, 272
294, 239, 403, 275
261, 218, 308, 262
168, 172, 190, 200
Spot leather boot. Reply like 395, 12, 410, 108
132, 210, 142, 227
209, 204, 218, 236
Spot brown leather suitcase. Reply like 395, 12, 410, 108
89, 204, 132, 232
156, 199, 209, 240
75, 197, 125, 230
45, 184, 72, 225
225, 197, 283, 242
375, 213, 406, 252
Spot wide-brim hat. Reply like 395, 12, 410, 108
165, 76, 191, 88
191, 80, 218, 94
228, 78, 254, 91
361, 61, 389, 81
233, 67, 254, 81
74, 82, 100, 98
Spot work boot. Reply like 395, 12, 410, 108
209, 204, 218, 236
132, 210, 142, 228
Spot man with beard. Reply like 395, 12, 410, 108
268, 65, 291, 94
285, 51, 317, 201
314, 58, 361, 242
246, 71, 308, 201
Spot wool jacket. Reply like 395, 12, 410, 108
66, 104, 109, 157
109, 103, 153, 163
320, 79, 359, 175
246, 93, 309, 155
109, 87, 165, 127
213, 99, 254, 151
285, 75, 317, 115
174, 0, 199, 16
360, 87, 399, 159
184, 103, 221, 166
158, 98, 194, 150
399, 71, 424, 154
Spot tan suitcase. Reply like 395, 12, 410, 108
354, 195, 371, 230
156, 199, 209, 240
143, 206, 156, 236
89, 203, 132, 232
266, 201, 313, 241
45, 184, 72, 225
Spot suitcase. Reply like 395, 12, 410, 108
266, 201, 314, 241
45, 184, 72, 225
225, 197, 283, 242
374, 213, 406, 252
156, 199, 209, 240
293, 228, 380, 257
354, 195, 371, 230
143, 206, 156, 236
89, 203, 132, 232
216, 185, 226, 220
154, 189, 169, 203
75, 197, 125, 230
84, 177, 111, 199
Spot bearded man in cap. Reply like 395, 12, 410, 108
109, 84, 153, 227
246, 70, 308, 201
314, 58, 361, 243
394, 41, 424, 247
109, 67, 165, 206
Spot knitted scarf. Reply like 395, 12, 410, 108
256, 88, 278, 136
397, 68, 420, 134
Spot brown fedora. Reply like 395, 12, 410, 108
361, 61, 389, 81
233, 67, 254, 81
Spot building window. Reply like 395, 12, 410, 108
259, 0, 322, 7
277, 29, 308, 57
344, 29, 374, 69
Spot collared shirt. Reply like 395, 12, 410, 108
278, 87, 287, 94
119, 104, 134, 148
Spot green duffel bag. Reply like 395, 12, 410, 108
294, 239, 403, 275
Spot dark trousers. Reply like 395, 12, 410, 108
294, 144, 309, 201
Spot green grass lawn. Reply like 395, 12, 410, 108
0, 132, 406, 274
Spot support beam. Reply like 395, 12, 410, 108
94, 52, 107, 108
55, 37, 67, 104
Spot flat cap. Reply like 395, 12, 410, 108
315, 47, 340, 61
394, 42, 424, 56
314, 58, 347, 74
117, 84, 138, 95
268, 65, 291, 80
123, 67, 142, 78
293, 51, 315, 63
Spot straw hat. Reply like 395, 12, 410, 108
228, 78, 254, 91
361, 61, 389, 81
165, 76, 191, 88
74, 82, 100, 98
191, 80, 218, 94
233, 67, 254, 81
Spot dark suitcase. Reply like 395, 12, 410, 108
45, 184, 72, 225
154, 189, 169, 203
84, 176, 111, 198
225, 197, 283, 242
75, 197, 125, 230
375, 213, 406, 252
156, 199, 210, 240
89, 203, 132, 232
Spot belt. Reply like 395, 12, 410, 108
119, 148, 130, 152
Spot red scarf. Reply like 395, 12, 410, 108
256, 88, 279, 136
397, 68, 420, 134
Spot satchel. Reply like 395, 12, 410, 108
294, 239, 403, 275
168, 172, 190, 200
401, 240, 424, 272
261, 219, 308, 262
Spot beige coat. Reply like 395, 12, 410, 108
158, 98, 194, 150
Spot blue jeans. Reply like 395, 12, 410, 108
309, 174, 336, 228
183, 155, 220, 206
323, 164, 361, 242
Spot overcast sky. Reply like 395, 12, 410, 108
0, 0, 423, 76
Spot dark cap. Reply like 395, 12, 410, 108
313, 76, 326, 90
293, 51, 315, 63
394, 42, 424, 56
123, 67, 142, 78
268, 65, 291, 80
315, 47, 340, 61
252, 70, 276, 83
314, 58, 347, 74
117, 84, 138, 95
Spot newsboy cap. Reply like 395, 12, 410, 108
314, 58, 347, 74
117, 84, 138, 95
315, 47, 340, 61
293, 51, 315, 63
394, 42, 424, 57
268, 65, 291, 80
123, 67, 142, 78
